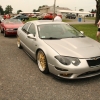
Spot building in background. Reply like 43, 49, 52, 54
39, 6, 72, 19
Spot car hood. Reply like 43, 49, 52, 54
43, 37, 100, 58
4, 23, 23, 28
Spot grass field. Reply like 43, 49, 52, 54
72, 24, 97, 40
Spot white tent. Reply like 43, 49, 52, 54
58, 10, 91, 14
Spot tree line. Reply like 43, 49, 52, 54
0, 5, 13, 15
0, 0, 100, 24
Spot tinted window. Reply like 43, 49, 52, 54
28, 24, 36, 36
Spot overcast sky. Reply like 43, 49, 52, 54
0, 0, 96, 13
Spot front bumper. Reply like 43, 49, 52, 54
6, 30, 17, 35
48, 58, 100, 79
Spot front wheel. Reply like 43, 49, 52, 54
37, 50, 49, 74
17, 36, 22, 49
1, 28, 3, 33
4, 31, 7, 37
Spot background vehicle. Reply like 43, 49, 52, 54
0, 19, 24, 37
12, 14, 29, 21
38, 13, 62, 20
66, 14, 76, 19
17, 20, 100, 79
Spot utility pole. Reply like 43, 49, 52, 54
75, 7, 76, 11
53, 0, 56, 21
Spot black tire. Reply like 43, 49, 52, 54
37, 50, 49, 74
1, 28, 3, 33
17, 36, 22, 49
4, 31, 7, 37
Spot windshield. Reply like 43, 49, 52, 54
38, 24, 84, 39
3, 19, 23, 24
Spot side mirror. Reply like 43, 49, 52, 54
27, 34, 36, 39
80, 31, 84, 34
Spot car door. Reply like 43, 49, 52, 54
26, 23, 37, 58
19, 22, 31, 51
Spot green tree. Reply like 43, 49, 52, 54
0, 5, 4, 15
79, 9, 84, 11
33, 9, 37, 12
5, 5, 13, 14
95, 0, 100, 24
17, 10, 22, 14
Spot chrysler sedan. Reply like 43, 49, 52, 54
17, 20, 100, 79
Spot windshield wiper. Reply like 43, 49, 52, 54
41, 37, 61, 39
78, 36, 85, 37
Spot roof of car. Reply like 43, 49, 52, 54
28, 20, 69, 25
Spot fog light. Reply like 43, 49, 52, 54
60, 73, 72, 77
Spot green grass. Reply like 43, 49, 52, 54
85, 17, 96, 20
72, 24, 97, 40
24, 17, 38, 23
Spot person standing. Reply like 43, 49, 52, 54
96, 19, 100, 42
54, 13, 62, 22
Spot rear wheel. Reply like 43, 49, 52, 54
17, 36, 22, 49
37, 50, 49, 74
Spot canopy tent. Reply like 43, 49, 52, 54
58, 10, 91, 14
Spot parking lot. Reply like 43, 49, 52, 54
0, 32, 100, 100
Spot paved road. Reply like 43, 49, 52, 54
66, 17, 95, 25
0, 33, 100, 100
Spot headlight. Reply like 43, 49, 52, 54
55, 56, 80, 66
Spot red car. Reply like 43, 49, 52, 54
43, 13, 54, 20
0, 19, 24, 37
43, 13, 62, 20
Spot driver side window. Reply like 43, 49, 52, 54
22, 22, 31, 33
28, 24, 36, 36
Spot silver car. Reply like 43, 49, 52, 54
17, 20, 100, 79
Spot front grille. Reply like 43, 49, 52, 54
87, 57, 100, 66
13, 28, 18, 30
78, 69, 100, 77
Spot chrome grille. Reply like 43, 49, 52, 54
13, 28, 18, 30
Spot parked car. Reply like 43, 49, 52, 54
0, 19, 24, 37
12, 14, 29, 21
66, 14, 76, 19
37, 13, 47, 20
17, 20, 100, 79
38, 13, 62, 20
43, 13, 54, 20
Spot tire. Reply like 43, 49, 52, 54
1, 28, 3, 33
4, 31, 7, 37
37, 50, 49, 74
17, 36, 22, 49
